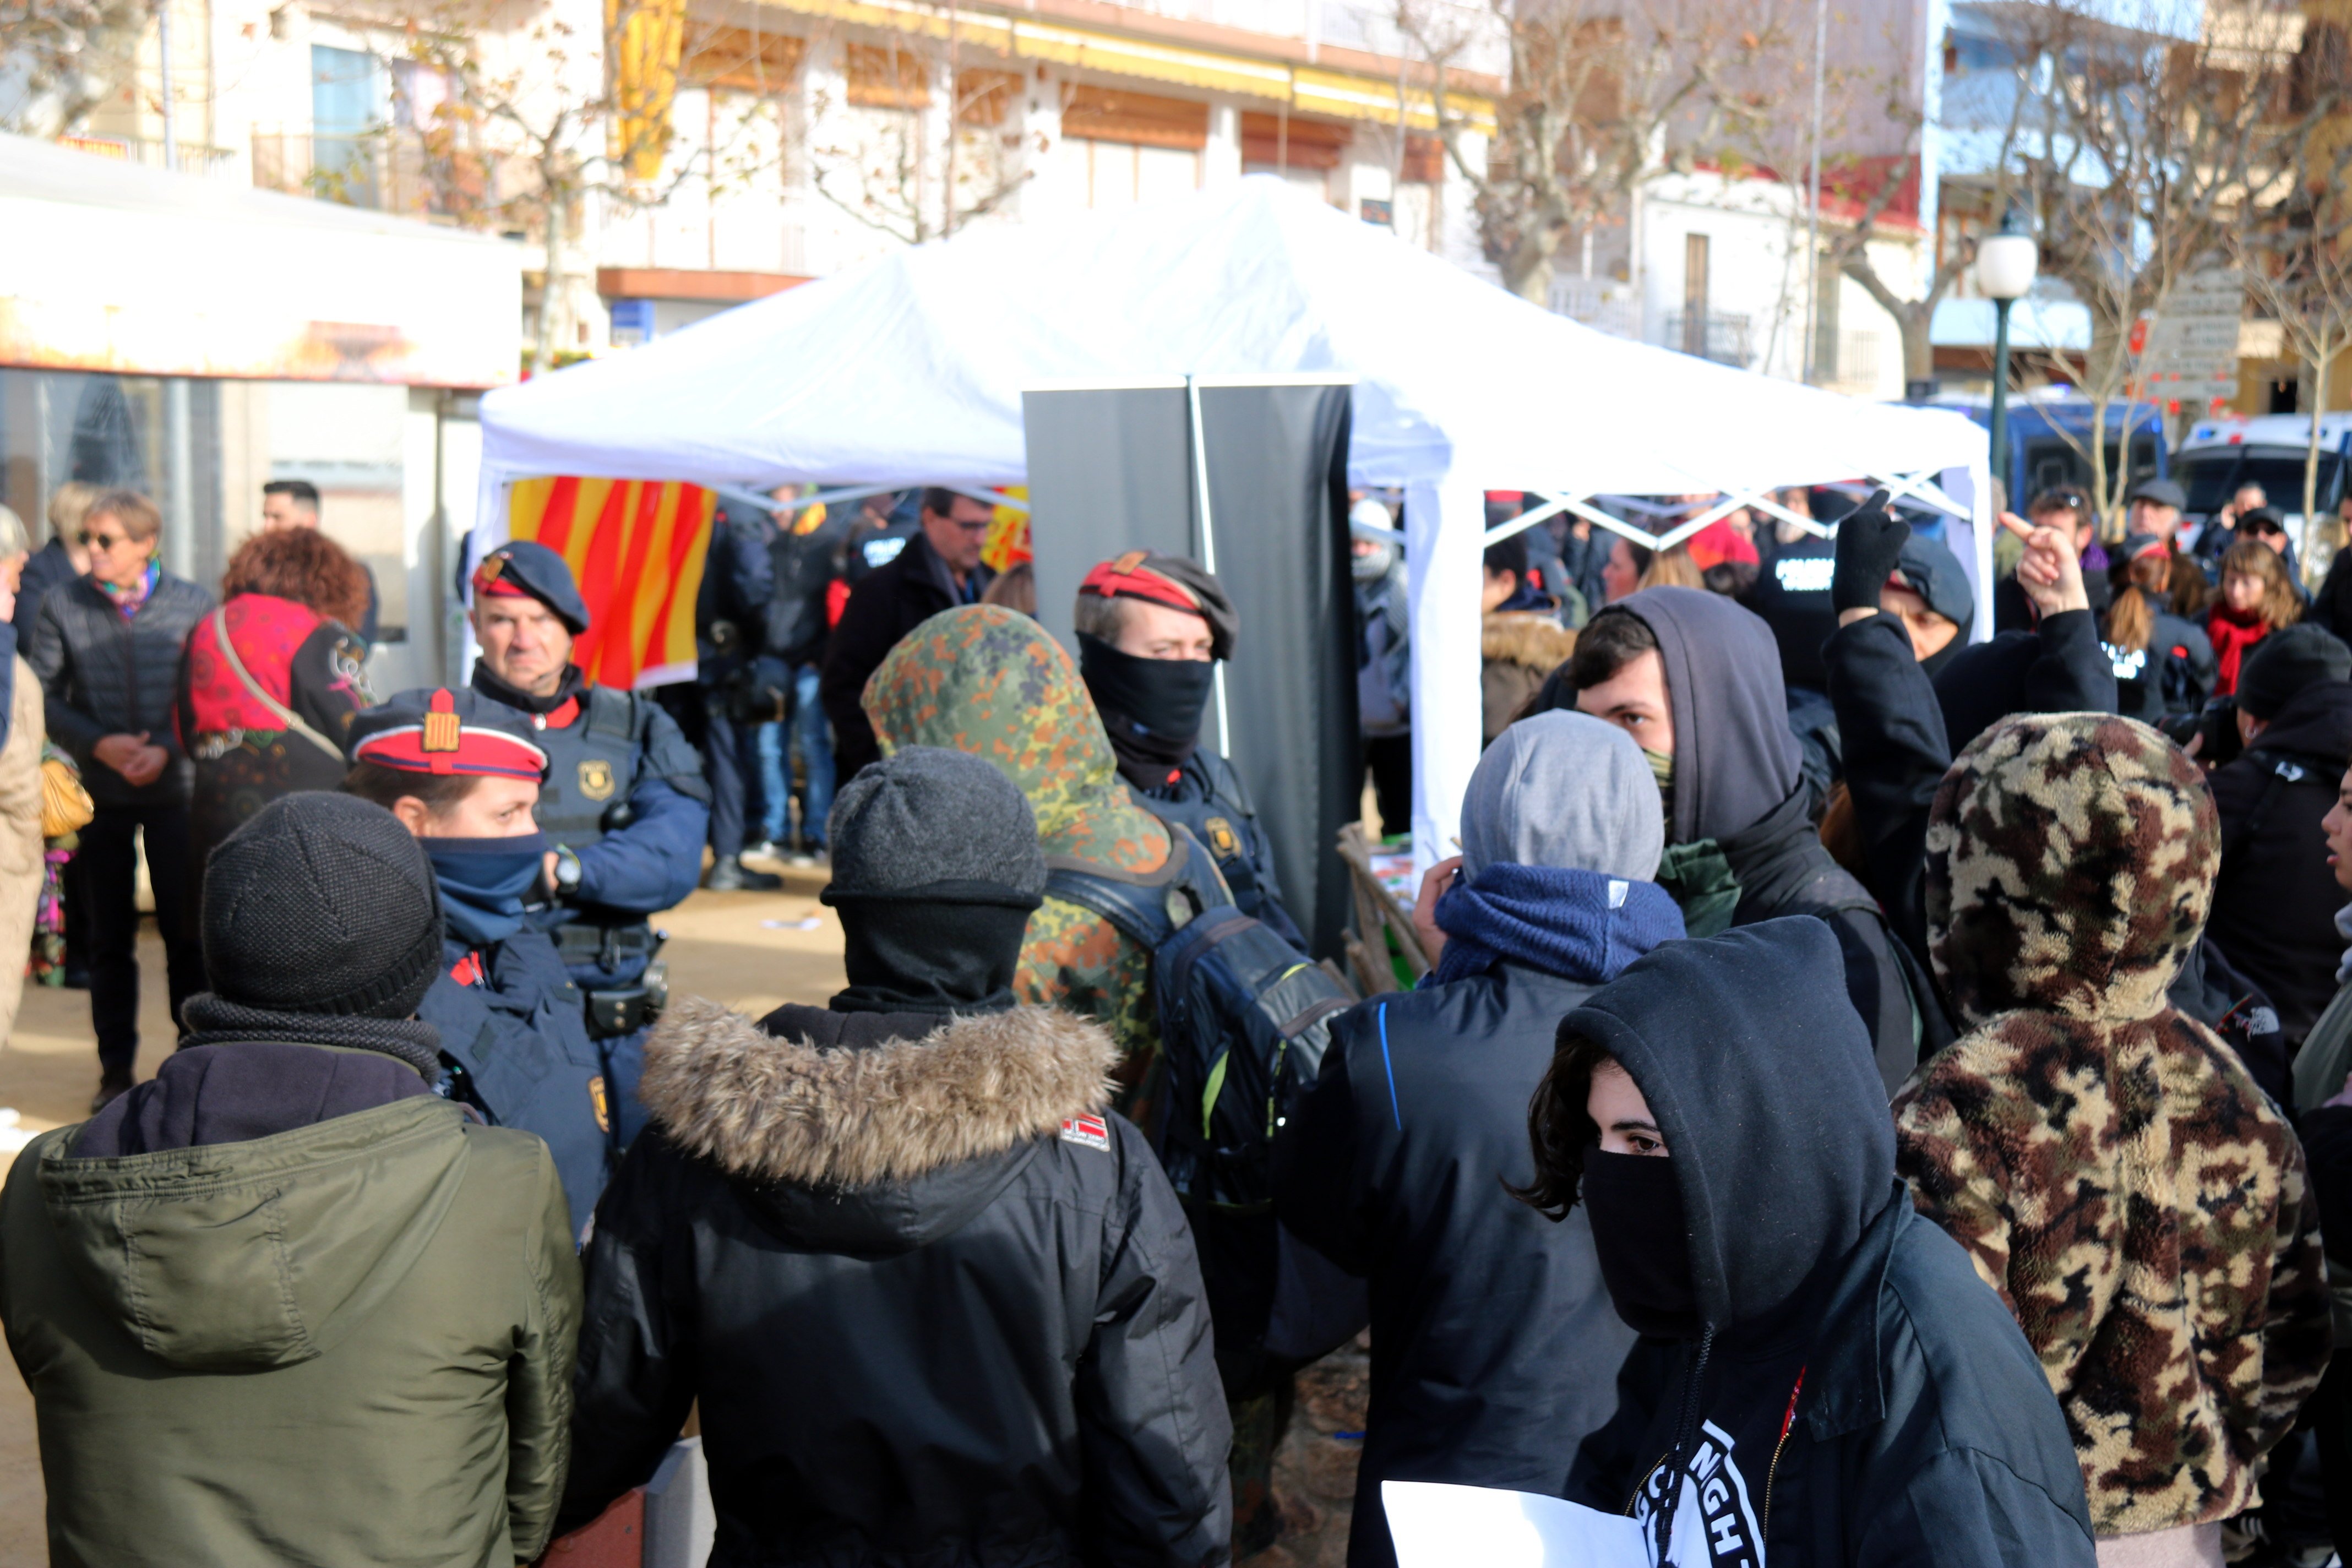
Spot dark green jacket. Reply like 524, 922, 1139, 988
0, 1095, 581, 1567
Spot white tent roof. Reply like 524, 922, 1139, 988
480, 176, 1990, 874
480, 176, 1984, 498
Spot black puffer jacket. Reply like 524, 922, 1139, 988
2206, 678, 2352, 1049
559, 997, 1232, 1568
26, 571, 213, 807
1273, 965, 1636, 1568
1565, 922, 2097, 1567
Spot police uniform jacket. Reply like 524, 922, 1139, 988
418, 928, 611, 1235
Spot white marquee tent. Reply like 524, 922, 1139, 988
478, 176, 1991, 868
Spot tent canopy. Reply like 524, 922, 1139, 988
480, 177, 1989, 870
483, 176, 1980, 500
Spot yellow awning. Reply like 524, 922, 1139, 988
747, 0, 1493, 129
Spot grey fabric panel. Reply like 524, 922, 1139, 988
1021, 382, 1358, 959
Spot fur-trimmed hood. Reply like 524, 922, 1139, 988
640, 996, 1119, 1190
1482, 611, 1577, 675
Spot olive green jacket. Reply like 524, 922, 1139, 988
0, 1096, 581, 1568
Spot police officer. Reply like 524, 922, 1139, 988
343, 685, 611, 1233
466, 540, 710, 1147
1072, 551, 1308, 948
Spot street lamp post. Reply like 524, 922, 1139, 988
1977, 206, 2039, 504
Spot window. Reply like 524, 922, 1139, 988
845, 45, 930, 108
311, 44, 386, 203
1682, 233, 1710, 356
1063, 86, 1206, 208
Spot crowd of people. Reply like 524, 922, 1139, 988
0, 465, 2343, 1568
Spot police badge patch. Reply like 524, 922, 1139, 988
578, 759, 616, 801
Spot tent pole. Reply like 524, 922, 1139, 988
1186, 373, 1232, 759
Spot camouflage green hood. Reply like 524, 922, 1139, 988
864, 605, 1168, 873
1925, 712, 2216, 1030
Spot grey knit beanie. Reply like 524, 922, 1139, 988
201, 792, 445, 1018
824, 745, 1047, 907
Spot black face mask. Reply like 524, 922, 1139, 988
1077, 633, 1215, 791
1582, 1148, 1701, 1338
827, 893, 1036, 1017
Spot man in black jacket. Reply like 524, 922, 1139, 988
24, 488, 211, 1109
560, 745, 1230, 1567
2204, 623, 2352, 1049
693, 500, 782, 892
1562, 587, 1927, 1093
1533, 920, 2097, 1568
819, 487, 997, 783
1275, 710, 1681, 1568
759, 498, 849, 859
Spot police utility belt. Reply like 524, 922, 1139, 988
554, 923, 669, 1039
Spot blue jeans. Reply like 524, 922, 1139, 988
757, 663, 836, 847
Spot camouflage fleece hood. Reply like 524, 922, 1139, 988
863, 605, 1168, 874
1901, 711, 2330, 1535
1925, 712, 2215, 1030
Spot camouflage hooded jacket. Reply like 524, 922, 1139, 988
862, 605, 1181, 1117
1893, 712, 2331, 1536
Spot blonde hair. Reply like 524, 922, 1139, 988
2219, 538, 2302, 632
46, 481, 99, 547
86, 489, 163, 542
2105, 553, 2171, 654
0, 505, 25, 558
1637, 544, 1703, 593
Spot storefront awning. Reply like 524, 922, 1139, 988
0, 133, 522, 389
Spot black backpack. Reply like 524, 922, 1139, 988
1044, 829, 1349, 1212
1047, 827, 1365, 1387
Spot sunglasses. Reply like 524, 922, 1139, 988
77, 530, 134, 552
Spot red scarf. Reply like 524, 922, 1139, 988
2206, 606, 2271, 696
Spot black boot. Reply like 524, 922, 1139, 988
705, 854, 782, 892
91, 1069, 133, 1114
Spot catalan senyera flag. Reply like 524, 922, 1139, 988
506, 477, 714, 690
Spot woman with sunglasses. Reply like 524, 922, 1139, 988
23, 489, 213, 1111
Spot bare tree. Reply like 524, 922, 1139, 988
351, 0, 803, 372
0, 0, 148, 138
2233, 157, 2352, 527
807, 22, 1036, 247
1993, 0, 2332, 529
1411, 0, 1797, 304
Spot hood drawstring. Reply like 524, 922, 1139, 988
1649, 1322, 1716, 1565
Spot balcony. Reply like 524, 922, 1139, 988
1549, 275, 1640, 340
1662, 311, 1752, 367
55, 133, 240, 178
250, 131, 476, 219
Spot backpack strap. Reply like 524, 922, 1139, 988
1043, 830, 1226, 951
585, 685, 637, 741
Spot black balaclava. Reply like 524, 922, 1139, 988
831, 894, 1037, 1016
1582, 1149, 1700, 1337
820, 745, 1050, 1017
1079, 631, 1216, 789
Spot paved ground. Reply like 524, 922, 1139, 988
0, 863, 848, 1566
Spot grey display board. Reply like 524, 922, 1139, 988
1023, 377, 1358, 960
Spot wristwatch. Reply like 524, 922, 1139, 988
551, 845, 583, 900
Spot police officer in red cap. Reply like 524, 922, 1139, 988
466, 539, 709, 1151
1074, 551, 1305, 948
344, 685, 613, 1231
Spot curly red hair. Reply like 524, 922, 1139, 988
221, 527, 371, 631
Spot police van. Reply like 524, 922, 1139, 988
2172, 412, 2352, 582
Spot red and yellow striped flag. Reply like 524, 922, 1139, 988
506, 477, 714, 690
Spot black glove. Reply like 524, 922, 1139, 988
1830, 489, 1908, 616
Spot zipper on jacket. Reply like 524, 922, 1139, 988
1758, 1364, 1807, 1545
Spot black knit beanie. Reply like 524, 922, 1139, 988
201, 793, 445, 1019
2237, 623, 2352, 722
823, 745, 1047, 909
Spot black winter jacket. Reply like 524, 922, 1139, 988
13, 541, 77, 634
27, 571, 213, 807
2204, 678, 2352, 1049
1564, 921, 2097, 1568
820, 531, 994, 782
766, 506, 850, 668
560, 997, 1232, 1568
1273, 965, 1635, 1568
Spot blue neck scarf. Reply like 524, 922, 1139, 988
1428, 863, 1685, 988
426, 833, 547, 949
